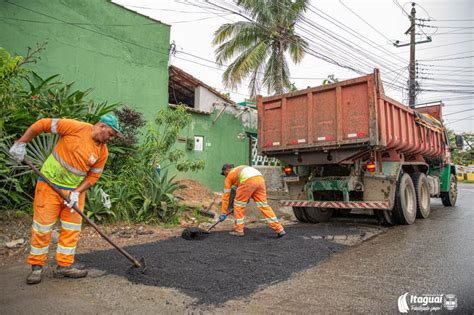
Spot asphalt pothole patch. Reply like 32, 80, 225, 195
78, 223, 383, 305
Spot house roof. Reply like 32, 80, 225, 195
169, 65, 236, 106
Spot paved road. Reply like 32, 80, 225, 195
1, 183, 472, 314
222, 182, 474, 314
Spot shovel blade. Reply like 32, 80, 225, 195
181, 227, 210, 240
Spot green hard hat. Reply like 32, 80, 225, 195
99, 113, 121, 133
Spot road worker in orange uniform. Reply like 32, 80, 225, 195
9, 114, 120, 284
220, 164, 286, 237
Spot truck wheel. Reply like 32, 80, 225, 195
393, 173, 417, 225
292, 207, 309, 223
375, 210, 395, 226
412, 173, 431, 219
304, 207, 333, 223
333, 209, 351, 217
441, 174, 457, 207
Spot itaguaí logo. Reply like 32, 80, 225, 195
398, 292, 457, 313
88, 154, 98, 165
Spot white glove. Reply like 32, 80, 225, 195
64, 191, 80, 210
99, 188, 111, 209
9, 142, 27, 162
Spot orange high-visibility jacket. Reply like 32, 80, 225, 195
221, 165, 262, 213
31, 118, 108, 188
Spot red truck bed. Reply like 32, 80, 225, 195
257, 69, 445, 162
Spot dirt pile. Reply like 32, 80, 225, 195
174, 179, 218, 210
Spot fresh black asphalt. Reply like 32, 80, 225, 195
78, 224, 371, 305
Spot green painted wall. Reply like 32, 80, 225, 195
0, 0, 255, 192
175, 111, 256, 191
0, 0, 170, 118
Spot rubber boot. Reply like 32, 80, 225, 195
26, 265, 43, 285
53, 265, 88, 278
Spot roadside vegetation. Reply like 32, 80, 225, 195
0, 45, 205, 224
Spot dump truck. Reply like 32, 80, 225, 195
256, 69, 457, 225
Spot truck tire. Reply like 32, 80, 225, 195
292, 207, 309, 223
304, 207, 333, 223
441, 174, 457, 207
375, 210, 395, 226
393, 173, 417, 225
412, 173, 431, 219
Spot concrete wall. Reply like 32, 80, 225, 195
0, 0, 170, 119
253, 166, 285, 192
195, 86, 220, 113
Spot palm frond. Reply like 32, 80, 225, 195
213, 0, 309, 95
222, 40, 270, 89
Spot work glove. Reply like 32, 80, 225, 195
99, 188, 111, 209
64, 191, 80, 210
9, 142, 27, 162
219, 214, 227, 222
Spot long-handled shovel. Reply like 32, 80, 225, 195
24, 159, 147, 273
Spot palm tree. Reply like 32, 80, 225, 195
213, 0, 309, 97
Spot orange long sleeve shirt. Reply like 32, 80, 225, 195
221, 166, 245, 214
31, 118, 108, 188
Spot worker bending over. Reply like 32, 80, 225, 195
220, 164, 286, 237
9, 114, 120, 284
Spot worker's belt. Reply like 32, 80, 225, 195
38, 177, 76, 191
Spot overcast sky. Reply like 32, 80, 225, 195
114, 0, 474, 133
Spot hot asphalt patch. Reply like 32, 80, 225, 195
78, 223, 380, 305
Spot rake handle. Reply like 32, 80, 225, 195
24, 159, 142, 268
207, 209, 234, 232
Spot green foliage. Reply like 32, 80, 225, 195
0, 45, 118, 212
448, 129, 474, 165
322, 74, 339, 85
0, 134, 58, 211
106, 106, 146, 175
134, 169, 185, 223
96, 105, 205, 223
1, 46, 203, 226
0, 46, 119, 139
141, 105, 205, 172
213, 0, 309, 96
0, 47, 24, 79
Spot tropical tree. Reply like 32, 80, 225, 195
322, 74, 339, 85
213, 0, 308, 97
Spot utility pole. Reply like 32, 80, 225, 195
394, 3, 432, 108
408, 4, 416, 107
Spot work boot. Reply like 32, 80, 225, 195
26, 265, 43, 285
53, 265, 88, 278
71, 262, 86, 270
277, 230, 286, 238
229, 231, 245, 237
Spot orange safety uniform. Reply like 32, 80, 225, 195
221, 165, 284, 233
27, 118, 108, 267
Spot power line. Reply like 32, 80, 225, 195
417, 18, 474, 22
0, 16, 157, 26
444, 115, 474, 125
4, 1, 171, 57
444, 108, 474, 116
339, 0, 395, 44
419, 55, 474, 61
112, 4, 223, 14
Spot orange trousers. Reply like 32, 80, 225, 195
28, 180, 85, 267
233, 176, 284, 233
